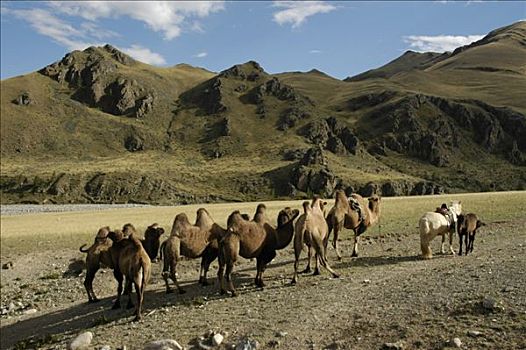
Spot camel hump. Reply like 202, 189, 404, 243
334, 190, 347, 202
302, 201, 311, 214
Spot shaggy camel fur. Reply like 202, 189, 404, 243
457, 213, 485, 255
218, 206, 300, 296
141, 224, 165, 262
79, 226, 116, 303
162, 210, 225, 294
419, 201, 462, 259
108, 231, 151, 321
292, 198, 339, 285
326, 190, 382, 259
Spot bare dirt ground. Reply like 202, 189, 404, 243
1, 211, 525, 349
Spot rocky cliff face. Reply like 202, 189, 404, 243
40, 45, 155, 118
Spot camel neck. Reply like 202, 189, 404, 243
275, 221, 294, 250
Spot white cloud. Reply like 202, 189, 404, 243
5, 6, 171, 66
404, 34, 484, 52
49, 1, 225, 40
272, 1, 336, 28
194, 52, 208, 58
309, 49, 322, 54
80, 22, 120, 40
120, 44, 166, 65
7, 8, 99, 50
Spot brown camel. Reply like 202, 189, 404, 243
194, 208, 228, 285
79, 226, 115, 303
141, 223, 165, 262
218, 206, 300, 296
326, 190, 381, 259
108, 231, 151, 321
162, 209, 225, 294
292, 198, 339, 284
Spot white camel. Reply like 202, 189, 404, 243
419, 201, 462, 259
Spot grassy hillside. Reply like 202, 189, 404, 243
1, 23, 525, 204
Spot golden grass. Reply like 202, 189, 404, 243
1, 191, 525, 256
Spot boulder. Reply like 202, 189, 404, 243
13, 92, 33, 106
68, 331, 93, 350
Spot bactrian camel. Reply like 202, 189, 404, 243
292, 198, 339, 284
218, 206, 300, 296
108, 230, 151, 322
326, 190, 381, 259
162, 209, 226, 293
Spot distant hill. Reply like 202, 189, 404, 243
1, 22, 525, 204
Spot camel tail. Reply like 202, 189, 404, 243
326, 212, 334, 235
141, 257, 150, 290
419, 218, 432, 259
159, 240, 167, 261
79, 244, 89, 253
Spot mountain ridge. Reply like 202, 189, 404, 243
1, 21, 525, 204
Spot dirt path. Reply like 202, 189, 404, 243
1, 219, 525, 350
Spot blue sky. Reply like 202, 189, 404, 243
1, 1, 525, 80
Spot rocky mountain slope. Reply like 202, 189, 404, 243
1, 22, 525, 204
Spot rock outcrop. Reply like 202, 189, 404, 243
302, 117, 359, 155
40, 45, 154, 118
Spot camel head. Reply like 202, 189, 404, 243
311, 196, 328, 213
122, 223, 137, 238
107, 229, 126, 242
368, 196, 381, 212
144, 223, 165, 240
95, 226, 111, 243
277, 207, 300, 228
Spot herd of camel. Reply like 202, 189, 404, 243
79, 190, 484, 321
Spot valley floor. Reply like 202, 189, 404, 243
0, 197, 525, 349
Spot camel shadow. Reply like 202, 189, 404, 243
334, 254, 424, 269
0, 275, 253, 349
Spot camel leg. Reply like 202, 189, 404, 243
133, 281, 143, 322
333, 222, 343, 260
170, 259, 185, 294
225, 261, 237, 297
351, 234, 360, 257
112, 269, 123, 310
315, 238, 339, 278
301, 245, 312, 274
217, 257, 226, 295
257, 249, 276, 288
469, 233, 475, 254
291, 234, 303, 285
200, 248, 217, 286
125, 278, 134, 309
313, 253, 320, 275
84, 265, 100, 303
448, 230, 455, 255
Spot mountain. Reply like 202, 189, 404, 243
1, 22, 525, 204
